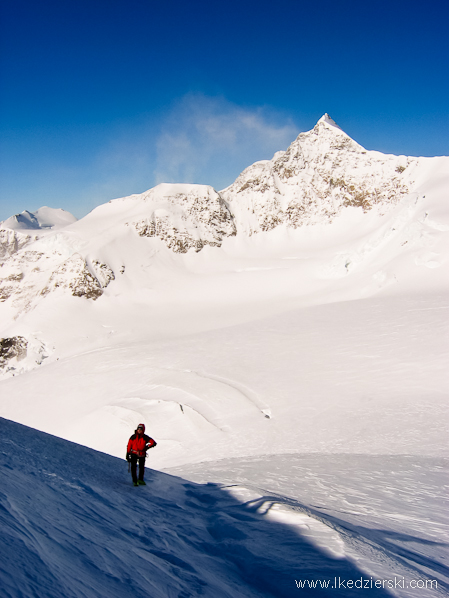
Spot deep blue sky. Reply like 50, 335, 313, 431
1, 0, 448, 221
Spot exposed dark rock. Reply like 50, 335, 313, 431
0, 336, 28, 367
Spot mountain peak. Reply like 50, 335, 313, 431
316, 113, 343, 132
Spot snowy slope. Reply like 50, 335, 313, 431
2, 418, 447, 598
0, 292, 446, 469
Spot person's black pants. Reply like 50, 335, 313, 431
130, 454, 145, 483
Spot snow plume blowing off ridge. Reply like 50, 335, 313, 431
152, 94, 298, 189
2, 417, 446, 598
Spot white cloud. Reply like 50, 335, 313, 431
153, 95, 299, 190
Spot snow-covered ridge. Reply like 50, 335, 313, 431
1, 115, 437, 249
0, 183, 236, 329
59, 183, 237, 253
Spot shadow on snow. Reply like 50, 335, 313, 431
0, 417, 425, 598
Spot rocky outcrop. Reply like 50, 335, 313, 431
0, 335, 50, 378
91, 260, 115, 289
0, 229, 34, 259
0, 336, 27, 368
131, 184, 236, 253
41, 255, 115, 300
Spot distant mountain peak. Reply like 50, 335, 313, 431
2, 210, 40, 230
1, 207, 77, 231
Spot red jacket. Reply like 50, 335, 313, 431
127, 432, 156, 457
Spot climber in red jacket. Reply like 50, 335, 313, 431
126, 423, 157, 486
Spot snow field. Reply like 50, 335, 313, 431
0, 290, 447, 468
